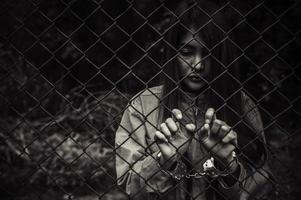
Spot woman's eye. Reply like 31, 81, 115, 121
180, 48, 194, 56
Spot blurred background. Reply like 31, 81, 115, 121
0, 0, 300, 199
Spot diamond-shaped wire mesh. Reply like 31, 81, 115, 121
0, 0, 300, 199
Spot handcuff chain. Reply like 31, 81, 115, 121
161, 153, 238, 180
169, 171, 211, 181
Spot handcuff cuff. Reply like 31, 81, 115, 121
157, 151, 238, 180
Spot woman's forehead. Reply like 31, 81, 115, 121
179, 31, 205, 46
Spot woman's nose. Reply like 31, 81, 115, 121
192, 54, 203, 71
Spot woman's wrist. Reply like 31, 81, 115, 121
215, 151, 239, 173
209, 151, 240, 180
215, 155, 241, 187
220, 163, 241, 187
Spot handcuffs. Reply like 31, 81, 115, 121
157, 151, 238, 180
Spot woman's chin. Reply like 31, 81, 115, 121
182, 80, 207, 93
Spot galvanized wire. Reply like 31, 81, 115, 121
0, 0, 300, 199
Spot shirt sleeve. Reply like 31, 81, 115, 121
115, 95, 174, 198
217, 92, 274, 200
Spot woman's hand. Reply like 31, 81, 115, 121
200, 108, 238, 171
154, 109, 196, 167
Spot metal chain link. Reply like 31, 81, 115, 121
0, 0, 299, 199
162, 156, 237, 180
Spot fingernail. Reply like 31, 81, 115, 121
177, 113, 182, 119
204, 124, 209, 129
186, 124, 195, 130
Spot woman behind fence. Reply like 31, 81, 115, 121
115, 0, 273, 199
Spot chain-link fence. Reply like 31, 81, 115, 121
0, 0, 300, 199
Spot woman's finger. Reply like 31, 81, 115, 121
205, 107, 216, 124
160, 123, 172, 139
211, 119, 223, 136
218, 124, 231, 139
155, 131, 168, 143
222, 130, 237, 145
172, 109, 183, 120
185, 123, 196, 134
165, 118, 178, 133
198, 124, 209, 140
171, 108, 184, 128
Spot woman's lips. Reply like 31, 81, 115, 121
188, 74, 203, 82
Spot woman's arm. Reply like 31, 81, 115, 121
217, 158, 273, 199
217, 92, 274, 199
115, 96, 173, 198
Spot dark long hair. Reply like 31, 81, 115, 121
160, 0, 267, 168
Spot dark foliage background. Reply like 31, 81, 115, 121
0, 0, 300, 199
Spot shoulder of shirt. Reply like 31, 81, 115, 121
128, 85, 163, 108
240, 90, 263, 128
240, 90, 256, 110
139, 85, 163, 96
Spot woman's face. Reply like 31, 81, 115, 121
177, 32, 211, 92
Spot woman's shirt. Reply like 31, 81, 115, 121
115, 86, 272, 200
